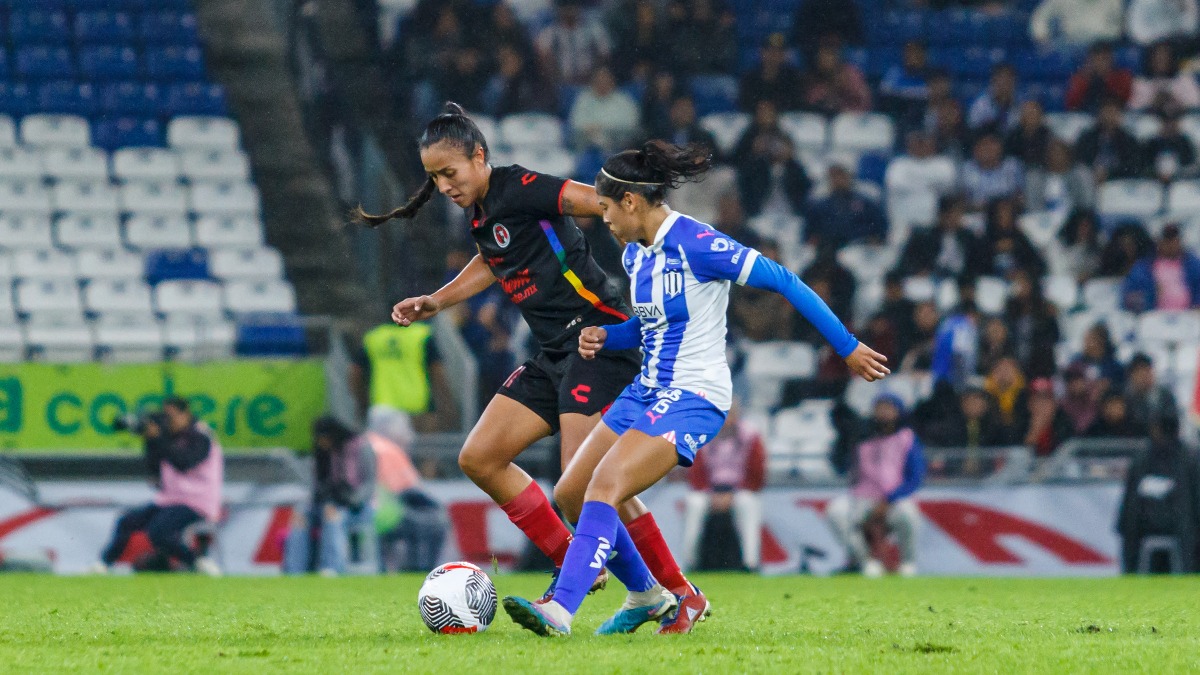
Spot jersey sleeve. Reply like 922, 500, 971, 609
684, 227, 761, 285
508, 167, 569, 218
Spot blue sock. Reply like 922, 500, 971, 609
553, 501, 619, 615
607, 521, 656, 593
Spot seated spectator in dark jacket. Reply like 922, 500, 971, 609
434, 45, 491, 113
641, 71, 679, 143
739, 32, 803, 112
1124, 353, 1180, 432
962, 133, 1025, 209
898, 195, 985, 280
799, 250, 856, 339
649, 94, 720, 158
1072, 322, 1126, 396
736, 109, 812, 217
799, 37, 872, 116
1024, 377, 1076, 456
980, 197, 1046, 279
1066, 42, 1134, 112
968, 63, 1021, 132
924, 383, 1011, 449
806, 164, 887, 250
977, 316, 1016, 377
1099, 221, 1156, 277
1005, 100, 1053, 168
879, 271, 917, 359
1060, 362, 1102, 435
927, 95, 970, 161
1122, 223, 1200, 311
665, 0, 737, 75
712, 191, 762, 249
792, 0, 864, 56
880, 41, 931, 126
1085, 392, 1147, 437
1076, 98, 1144, 181
1144, 108, 1198, 183
484, 43, 557, 118
608, 0, 666, 83
1004, 269, 1061, 378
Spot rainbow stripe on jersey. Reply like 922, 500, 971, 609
538, 219, 628, 320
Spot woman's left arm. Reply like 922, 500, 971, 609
559, 180, 604, 218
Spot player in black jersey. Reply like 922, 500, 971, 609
356, 103, 702, 615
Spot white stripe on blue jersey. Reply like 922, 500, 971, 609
623, 211, 759, 411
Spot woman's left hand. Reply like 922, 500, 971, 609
844, 343, 891, 382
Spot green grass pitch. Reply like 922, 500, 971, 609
2, 574, 1197, 673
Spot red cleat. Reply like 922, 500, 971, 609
655, 583, 710, 635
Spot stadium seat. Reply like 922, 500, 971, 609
165, 82, 227, 116
1181, 114, 1200, 151
936, 277, 959, 311
22, 312, 93, 362
162, 313, 236, 360
99, 81, 162, 117
1018, 210, 1067, 249
76, 247, 144, 280
15, 46, 75, 79
92, 117, 162, 149
78, 46, 141, 80
144, 46, 205, 81
975, 276, 1009, 314
236, 314, 307, 357
120, 180, 189, 217
0, 180, 52, 215
700, 112, 751, 157
0, 319, 23, 362
1042, 275, 1079, 312
0, 214, 54, 248
179, 149, 250, 182
779, 112, 827, 151
15, 277, 82, 314
154, 279, 224, 316
139, 11, 200, 44
770, 400, 838, 479
113, 147, 182, 182
903, 275, 936, 303
510, 147, 575, 178
688, 75, 740, 116
837, 243, 898, 283
0, 116, 16, 147
167, 116, 240, 150
93, 311, 165, 362
1097, 180, 1164, 220
36, 81, 99, 116
124, 214, 193, 249
1136, 310, 1200, 348
1125, 113, 1161, 142
10, 10, 72, 45
830, 113, 895, 153
1165, 180, 1200, 218
13, 248, 76, 280
189, 182, 261, 217
0, 83, 35, 118
1081, 276, 1123, 314
144, 248, 209, 283
1044, 112, 1093, 144
51, 180, 120, 216
74, 10, 136, 43
498, 113, 564, 150
41, 146, 109, 182
0, 253, 13, 283
208, 247, 284, 281
20, 114, 90, 148
84, 278, 154, 315
0, 147, 43, 180
223, 279, 298, 315
55, 213, 122, 249
469, 115, 499, 149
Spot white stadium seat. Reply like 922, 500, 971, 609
193, 215, 262, 247
55, 213, 122, 249
0, 319, 22, 362
112, 148, 182, 183
830, 112, 895, 153
470, 115, 499, 150
1045, 112, 1094, 144
120, 180, 189, 217
1136, 310, 1200, 348
837, 243, 898, 283
1182, 114, 1200, 151
51, 180, 119, 217
0, 277, 13, 316
84, 279, 154, 315
0, 147, 44, 180
779, 112, 827, 151
510, 146, 575, 179
1165, 180, 1200, 218
208, 247, 284, 281
1125, 112, 1161, 141
20, 114, 91, 148
162, 313, 235, 360
499, 113, 564, 150
124, 214, 192, 249
154, 279, 224, 316
903, 275, 936, 303
76, 248, 144, 281
1098, 179, 1163, 219
975, 276, 1009, 315
167, 116, 240, 151
936, 277, 959, 311
1081, 276, 1123, 313
1042, 274, 1079, 312
0, 252, 13, 282
1019, 210, 1068, 249
189, 181, 261, 216
41, 147, 109, 182
0, 213, 54, 248
700, 112, 751, 156
223, 279, 297, 314
742, 340, 817, 410
22, 312, 93, 362
13, 249, 75, 280
93, 312, 164, 362
179, 149, 250, 182
0, 180, 52, 215
0, 115, 15, 148
15, 278, 82, 314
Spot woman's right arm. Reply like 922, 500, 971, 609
392, 254, 496, 326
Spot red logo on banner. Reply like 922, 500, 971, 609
918, 500, 1110, 564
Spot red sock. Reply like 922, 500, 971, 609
499, 482, 572, 566
626, 513, 690, 595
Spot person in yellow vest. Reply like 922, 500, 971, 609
349, 321, 456, 433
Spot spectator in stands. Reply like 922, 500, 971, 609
923, 383, 1009, 450
900, 301, 941, 373
1075, 322, 1127, 393
1127, 0, 1199, 46
792, 0, 864, 55
641, 71, 680, 144
649, 94, 720, 158
1060, 361, 1103, 434
1143, 108, 1198, 182
1099, 221, 1156, 276
799, 37, 872, 116
1085, 392, 1147, 437
350, 319, 455, 433
283, 417, 377, 576
569, 66, 640, 152
927, 96, 970, 161
1030, 0, 1124, 46
879, 41, 931, 126
885, 130, 957, 210
1006, 100, 1053, 168
1130, 42, 1200, 112
799, 250, 858, 342
484, 43, 558, 118
401, 3, 466, 82
1005, 269, 1062, 378
1051, 209, 1103, 281
961, 133, 1025, 209
433, 45, 491, 113
1122, 223, 1200, 311
931, 299, 982, 389
681, 402, 767, 572
1124, 353, 1181, 431
712, 191, 763, 249
984, 356, 1029, 440
735, 105, 812, 217
665, 0, 738, 75
1026, 140, 1098, 213
485, 3, 535, 59
93, 399, 222, 575
980, 197, 1047, 278
608, 0, 666, 83
977, 316, 1016, 376
1116, 409, 1199, 573
1066, 43, 1134, 112
968, 64, 1021, 132
536, 0, 612, 85
879, 271, 917, 360
739, 33, 803, 112
458, 274, 522, 414
805, 164, 888, 250
1024, 377, 1076, 455
1076, 98, 1144, 181
898, 195, 984, 280
827, 394, 924, 578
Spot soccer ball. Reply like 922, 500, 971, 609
418, 562, 498, 634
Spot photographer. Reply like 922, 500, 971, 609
92, 398, 223, 575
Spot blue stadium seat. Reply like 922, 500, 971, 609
139, 12, 201, 45
689, 75, 739, 116
92, 117, 162, 149
236, 315, 307, 357
165, 82, 227, 116
16, 46, 76, 80
0, 50, 9, 80
866, 11, 926, 46
1014, 47, 1083, 81
0, 82, 35, 117
1115, 46, 1141, 72
572, 146, 605, 183
857, 153, 890, 185
145, 248, 210, 283
144, 46, 206, 81
36, 81, 99, 116
9, 11, 71, 44
4, 0, 67, 9
866, 48, 901, 79
558, 84, 582, 119
981, 15, 1024, 47
75, 11, 137, 44
99, 82, 162, 116
79, 46, 141, 80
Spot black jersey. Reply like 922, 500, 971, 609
470, 165, 630, 356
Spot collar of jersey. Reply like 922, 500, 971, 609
642, 210, 681, 252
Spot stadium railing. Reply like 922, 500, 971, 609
1035, 437, 1151, 483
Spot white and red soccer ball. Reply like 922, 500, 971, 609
418, 562, 498, 634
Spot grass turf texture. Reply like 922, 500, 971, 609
1, 574, 1197, 673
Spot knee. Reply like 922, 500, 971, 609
553, 482, 582, 523
457, 443, 500, 482
582, 470, 623, 507
146, 523, 177, 547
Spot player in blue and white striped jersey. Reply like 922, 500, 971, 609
502, 140, 890, 638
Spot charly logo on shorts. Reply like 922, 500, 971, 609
683, 433, 707, 453
493, 223, 511, 248
662, 270, 683, 298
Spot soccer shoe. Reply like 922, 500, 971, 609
898, 562, 917, 578
863, 559, 885, 578
86, 561, 110, 575
656, 583, 711, 635
538, 567, 609, 604
503, 596, 572, 637
596, 587, 678, 635
195, 557, 222, 577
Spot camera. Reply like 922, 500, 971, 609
111, 411, 166, 435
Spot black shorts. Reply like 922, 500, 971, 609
497, 348, 641, 434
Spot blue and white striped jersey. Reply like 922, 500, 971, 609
623, 211, 759, 411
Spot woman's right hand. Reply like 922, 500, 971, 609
392, 295, 442, 326
578, 326, 608, 360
